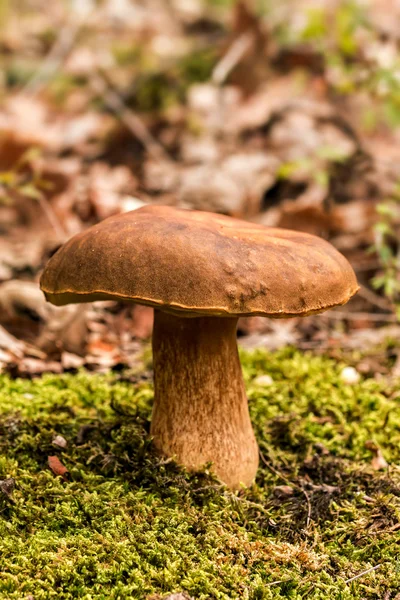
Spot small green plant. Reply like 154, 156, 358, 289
277, 145, 350, 190
0, 147, 46, 204
371, 188, 400, 320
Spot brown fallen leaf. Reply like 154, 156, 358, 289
0, 280, 88, 356
61, 352, 85, 370
14, 358, 63, 377
48, 456, 69, 480
0, 280, 49, 324
272, 44, 324, 75
273, 485, 294, 499
87, 339, 117, 356
223, 0, 269, 96
0, 324, 25, 358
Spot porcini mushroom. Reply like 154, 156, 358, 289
40, 205, 358, 488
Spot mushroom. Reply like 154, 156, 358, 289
40, 205, 358, 488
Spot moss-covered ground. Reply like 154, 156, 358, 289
0, 348, 399, 599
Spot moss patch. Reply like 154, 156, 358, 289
0, 348, 399, 599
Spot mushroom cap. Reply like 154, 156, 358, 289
40, 205, 358, 317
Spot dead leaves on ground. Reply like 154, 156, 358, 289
1, 0, 400, 375
0, 283, 147, 375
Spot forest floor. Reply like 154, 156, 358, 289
1, 1, 400, 598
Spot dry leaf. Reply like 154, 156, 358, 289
224, 0, 269, 95
87, 162, 138, 220
0, 324, 25, 358
14, 358, 63, 377
273, 485, 294, 499
48, 456, 69, 479
61, 352, 85, 370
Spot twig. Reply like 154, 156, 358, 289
22, 4, 93, 97
344, 564, 382, 584
259, 450, 292, 485
211, 31, 254, 136
300, 484, 312, 530
90, 72, 172, 162
212, 31, 254, 85
358, 284, 394, 312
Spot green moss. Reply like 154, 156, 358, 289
0, 348, 399, 599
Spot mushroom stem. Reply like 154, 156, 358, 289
151, 310, 259, 488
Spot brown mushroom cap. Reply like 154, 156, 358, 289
40, 205, 359, 317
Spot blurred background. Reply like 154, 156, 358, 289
0, 0, 399, 377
